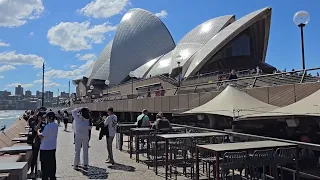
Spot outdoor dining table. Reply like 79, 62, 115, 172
12, 137, 28, 143
116, 123, 136, 151
0, 162, 28, 180
195, 140, 298, 180
19, 132, 31, 137
129, 127, 186, 163
0, 145, 32, 154
155, 132, 227, 180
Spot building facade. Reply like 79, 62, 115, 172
15, 85, 23, 96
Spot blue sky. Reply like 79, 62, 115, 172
0, 0, 319, 95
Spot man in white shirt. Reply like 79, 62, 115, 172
37, 111, 58, 180
72, 107, 91, 170
104, 107, 117, 164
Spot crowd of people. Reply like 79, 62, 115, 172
22, 106, 172, 180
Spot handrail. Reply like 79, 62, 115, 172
172, 123, 320, 151
75, 67, 320, 103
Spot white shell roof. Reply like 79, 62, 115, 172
87, 40, 113, 85
108, 8, 175, 84
147, 15, 234, 77
130, 55, 163, 78
84, 61, 95, 78
184, 7, 271, 78
146, 50, 173, 77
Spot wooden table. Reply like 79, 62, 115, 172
129, 127, 186, 163
196, 140, 298, 180
12, 137, 28, 143
0, 146, 32, 154
116, 123, 136, 151
0, 162, 28, 180
19, 132, 31, 137
156, 132, 227, 179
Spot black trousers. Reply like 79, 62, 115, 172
40, 149, 56, 180
89, 130, 92, 142
31, 143, 40, 173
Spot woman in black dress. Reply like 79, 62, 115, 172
63, 110, 69, 131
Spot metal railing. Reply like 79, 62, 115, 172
74, 67, 320, 104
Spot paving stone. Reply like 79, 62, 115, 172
55, 125, 165, 180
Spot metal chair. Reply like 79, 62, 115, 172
274, 147, 296, 180
221, 151, 247, 180
247, 149, 275, 180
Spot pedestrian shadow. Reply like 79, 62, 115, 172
108, 163, 135, 172
77, 165, 109, 179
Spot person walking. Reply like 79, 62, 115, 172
37, 111, 58, 180
29, 110, 47, 179
104, 107, 117, 164
72, 107, 91, 170
88, 116, 93, 148
63, 110, 69, 131
136, 109, 150, 127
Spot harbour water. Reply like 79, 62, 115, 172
0, 110, 25, 128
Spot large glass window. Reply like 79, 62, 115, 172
231, 34, 251, 56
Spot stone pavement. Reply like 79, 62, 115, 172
55, 124, 166, 180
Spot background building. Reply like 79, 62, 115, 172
60, 91, 69, 98
45, 91, 53, 101
36, 91, 42, 98
25, 90, 32, 98
0, 90, 11, 100
15, 85, 23, 96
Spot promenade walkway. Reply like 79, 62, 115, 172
55, 124, 164, 180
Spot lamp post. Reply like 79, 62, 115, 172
293, 11, 310, 70
105, 80, 109, 97
175, 55, 182, 87
42, 63, 45, 106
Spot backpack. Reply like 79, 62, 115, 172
137, 115, 146, 128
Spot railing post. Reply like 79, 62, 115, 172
194, 85, 198, 93
174, 87, 179, 95
300, 70, 307, 83
253, 77, 257, 87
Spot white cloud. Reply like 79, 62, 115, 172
77, 53, 96, 61
45, 60, 94, 79
0, 40, 10, 47
80, 0, 129, 18
0, 51, 44, 68
0, 0, 44, 27
70, 65, 78, 69
47, 21, 117, 51
155, 10, 168, 19
0, 76, 4, 79
33, 79, 60, 87
29, 32, 34, 36
7, 83, 34, 88
0, 65, 16, 73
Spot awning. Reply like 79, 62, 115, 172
183, 85, 278, 117
239, 88, 320, 120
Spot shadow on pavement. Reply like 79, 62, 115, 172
76, 165, 109, 179
108, 163, 136, 172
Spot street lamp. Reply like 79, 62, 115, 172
293, 10, 310, 69
175, 55, 182, 87
105, 80, 109, 97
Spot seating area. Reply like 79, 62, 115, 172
0, 119, 32, 180
115, 122, 300, 180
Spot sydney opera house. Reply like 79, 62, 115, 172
73, 7, 274, 96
